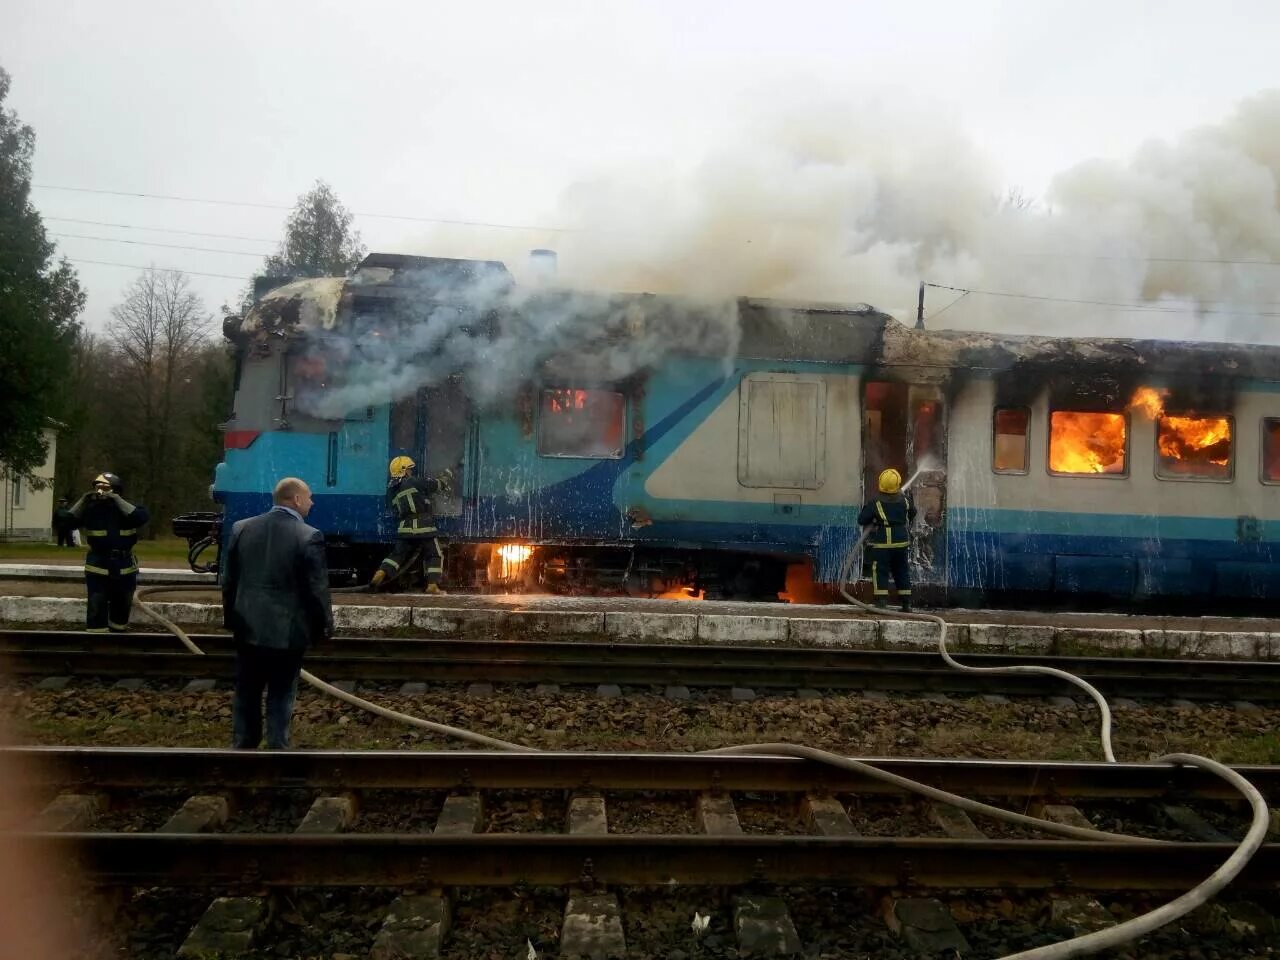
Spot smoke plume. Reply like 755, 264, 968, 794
295, 91, 1280, 418
545, 92, 1280, 343
292, 270, 739, 419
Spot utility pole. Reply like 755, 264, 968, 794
915, 281, 926, 330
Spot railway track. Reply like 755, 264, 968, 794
6, 747, 1279, 957
4, 628, 1280, 702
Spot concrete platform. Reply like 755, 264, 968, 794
1, 593, 1277, 660
0, 563, 216, 585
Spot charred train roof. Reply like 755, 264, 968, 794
230, 254, 1280, 395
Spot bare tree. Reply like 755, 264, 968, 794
106, 268, 211, 533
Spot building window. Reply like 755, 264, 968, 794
1155, 415, 1233, 481
992, 407, 1030, 474
537, 388, 625, 459
1048, 411, 1128, 476
1263, 419, 1280, 484
11, 477, 24, 508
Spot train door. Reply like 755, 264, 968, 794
389, 380, 468, 518
422, 376, 468, 517
862, 381, 948, 583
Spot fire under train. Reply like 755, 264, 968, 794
178, 252, 1280, 603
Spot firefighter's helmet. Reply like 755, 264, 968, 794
877, 468, 902, 494
388, 456, 416, 479
93, 472, 123, 493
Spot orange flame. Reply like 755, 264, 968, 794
656, 585, 705, 601
497, 544, 532, 563
1128, 386, 1232, 474
1129, 386, 1166, 419
1049, 411, 1127, 474
1158, 416, 1232, 475
495, 543, 533, 581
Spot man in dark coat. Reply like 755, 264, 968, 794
222, 477, 333, 749
69, 473, 149, 632
858, 467, 917, 611
52, 497, 76, 547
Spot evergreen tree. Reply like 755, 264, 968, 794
261, 180, 367, 279
0, 66, 85, 477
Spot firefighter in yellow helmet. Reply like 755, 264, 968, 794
857, 467, 917, 611
68, 472, 150, 631
370, 456, 454, 593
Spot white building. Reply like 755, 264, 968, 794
0, 425, 59, 541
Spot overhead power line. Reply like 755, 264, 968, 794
52, 232, 271, 258
1008, 251, 1280, 267
46, 217, 279, 243
33, 182, 567, 232
65, 257, 248, 281
923, 282, 1280, 318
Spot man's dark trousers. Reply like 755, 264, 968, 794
233, 643, 305, 749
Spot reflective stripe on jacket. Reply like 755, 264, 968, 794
79, 497, 149, 555
389, 476, 440, 538
857, 493, 916, 548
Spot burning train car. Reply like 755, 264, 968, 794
185, 252, 1280, 603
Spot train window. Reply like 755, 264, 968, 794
739, 375, 826, 489
1263, 419, 1280, 484
1048, 411, 1128, 476
1155, 414, 1233, 481
389, 393, 418, 452
538, 388, 625, 459
992, 407, 1030, 474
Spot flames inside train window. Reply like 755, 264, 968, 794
992, 407, 1030, 474
1263, 419, 1280, 484
1048, 411, 1128, 476
1155, 414, 1233, 481
538, 388, 625, 459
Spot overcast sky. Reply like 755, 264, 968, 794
5, 0, 1279, 331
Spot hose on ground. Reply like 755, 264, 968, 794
130, 499, 1269, 960
830, 467, 1268, 958
134, 585, 535, 752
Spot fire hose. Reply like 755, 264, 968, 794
129, 481, 1269, 959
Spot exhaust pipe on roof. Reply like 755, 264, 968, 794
529, 248, 557, 283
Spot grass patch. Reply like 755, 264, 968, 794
0, 536, 191, 566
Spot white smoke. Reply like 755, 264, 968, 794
292, 270, 739, 419
295, 90, 1280, 417
546, 91, 1280, 343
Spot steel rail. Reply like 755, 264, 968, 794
14, 832, 1280, 890
4, 631, 1279, 700
7, 747, 1279, 801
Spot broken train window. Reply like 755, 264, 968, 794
992, 407, 1030, 474
1155, 414, 1233, 481
1048, 410, 1128, 476
537, 388, 625, 459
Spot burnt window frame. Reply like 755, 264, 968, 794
1045, 408, 1131, 479
536, 386, 627, 461
1261, 417, 1280, 486
991, 405, 1031, 476
1152, 412, 1235, 484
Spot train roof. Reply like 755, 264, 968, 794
232, 254, 1280, 392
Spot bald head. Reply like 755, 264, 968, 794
273, 477, 314, 517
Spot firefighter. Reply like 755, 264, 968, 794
370, 456, 453, 593
69, 473, 150, 633
857, 468, 917, 611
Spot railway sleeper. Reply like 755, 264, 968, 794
178, 794, 355, 958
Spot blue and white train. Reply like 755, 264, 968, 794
182, 253, 1280, 603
